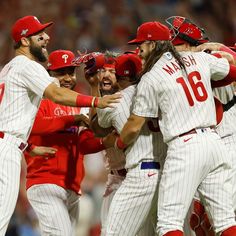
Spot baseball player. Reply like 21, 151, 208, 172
113, 21, 236, 236
0, 15, 120, 235
165, 16, 236, 236
25, 49, 116, 236
74, 52, 128, 235
96, 53, 167, 236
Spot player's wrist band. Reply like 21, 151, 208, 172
91, 96, 99, 108
26, 143, 36, 153
115, 136, 127, 150
76, 94, 99, 107
212, 53, 222, 58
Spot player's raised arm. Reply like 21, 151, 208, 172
43, 82, 121, 108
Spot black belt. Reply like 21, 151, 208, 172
223, 95, 236, 112
179, 126, 215, 137
140, 162, 160, 170
0, 132, 27, 151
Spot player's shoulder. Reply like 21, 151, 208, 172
120, 85, 136, 97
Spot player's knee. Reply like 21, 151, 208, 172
221, 226, 236, 236
163, 230, 183, 236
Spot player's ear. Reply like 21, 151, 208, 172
20, 37, 30, 47
150, 41, 156, 51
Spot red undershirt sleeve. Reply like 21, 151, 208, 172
78, 129, 105, 155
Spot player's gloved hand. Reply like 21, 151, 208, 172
97, 93, 121, 109
73, 52, 105, 77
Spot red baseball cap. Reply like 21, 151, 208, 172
47, 50, 76, 70
128, 21, 171, 45
115, 53, 142, 77
11, 15, 53, 43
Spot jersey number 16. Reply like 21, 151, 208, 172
176, 71, 208, 106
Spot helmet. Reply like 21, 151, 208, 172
165, 16, 209, 46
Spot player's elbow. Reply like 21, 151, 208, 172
43, 83, 65, 103
128, 126, 141, 137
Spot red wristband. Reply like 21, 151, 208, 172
115, 136, 127, 150
212, 53, 222, 58
76, 94, 97, 107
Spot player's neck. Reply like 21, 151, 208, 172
15, 47, 37, 61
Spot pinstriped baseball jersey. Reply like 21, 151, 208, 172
214, 85, 236, 137
0, 55, 57, 142
132, 51, 230, 142
97, 85, 166, 169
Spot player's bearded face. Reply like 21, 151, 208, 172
138, 41, 155, 64
98, 67, 119, 95
29, 32, 49, 62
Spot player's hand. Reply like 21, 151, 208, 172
195, 42, 224, 52
102, 130, 119, 148
74, 114, 90, 127
215, 51, 235, 64
97, 93, 121, 108
29, 146, 57, 157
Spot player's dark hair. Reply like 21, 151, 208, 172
141, 40, 186, 76
13, 41, 22, 50
116, 75, 140, 84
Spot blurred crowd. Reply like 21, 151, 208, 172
1, 0, 236, 235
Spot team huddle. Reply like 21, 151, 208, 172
0, 14, 236, 236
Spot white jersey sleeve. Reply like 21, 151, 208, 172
97, 107, 115, 128
205, 53, 230, 81
132, 75, 159, 118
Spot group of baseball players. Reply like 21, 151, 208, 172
0, 14, 236, 236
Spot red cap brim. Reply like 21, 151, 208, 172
127, 38, 145, 45
39, 22, 53, 32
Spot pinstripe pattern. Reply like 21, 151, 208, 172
101, 174, 124, 236
27, 184, 79, 236
105, 165, 160, 236
98, 85, 166, 235
222, 134, 236, 210
157, 132, 235, 235
0, 55, 56, 142
214, 86, 236, 211
214, 85, 236, 137
133, 52, 229, 143
129, 51, 236, 235
0, 139, 22, 235
98, 85, 167, 169
0, 54, 58, 234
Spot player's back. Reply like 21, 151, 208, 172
137, 51, 229, 142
